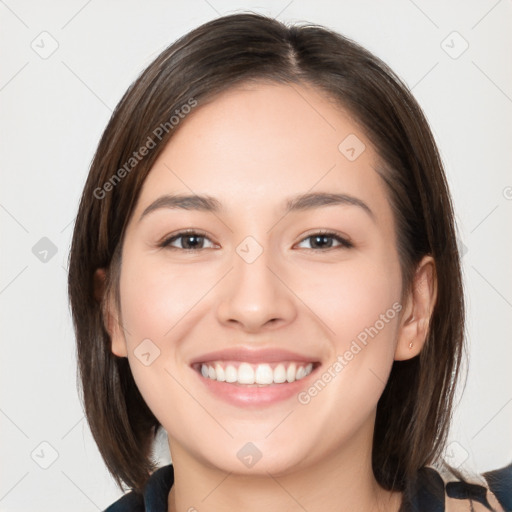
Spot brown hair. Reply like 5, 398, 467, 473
67, 12, 464, 497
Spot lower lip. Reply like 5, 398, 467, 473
193, 366, 319, 407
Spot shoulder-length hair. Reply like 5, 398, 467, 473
68, 12, 464, 496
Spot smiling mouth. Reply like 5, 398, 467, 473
193, 361, 319, 386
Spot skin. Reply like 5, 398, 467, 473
98, 82, 437, 512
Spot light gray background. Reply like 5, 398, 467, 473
1, 1, 511, 510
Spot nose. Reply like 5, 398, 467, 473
215, 242, 297, 333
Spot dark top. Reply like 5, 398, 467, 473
104, 462, 512, 512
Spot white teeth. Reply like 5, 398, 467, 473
255, 364, 273, 385
286, 363, 296, 383
225, 365, 237, 383
273, 364, 287, 383
238, 363, 255, 384
199, 361, 314, 385
215, 363, 225, 382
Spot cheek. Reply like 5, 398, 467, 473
117, 253, 206, 428
119, 251, 215, 342
294, 253, 402, 345
292, 252, 402, 403
117, 250, 222, 414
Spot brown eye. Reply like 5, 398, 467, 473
160, 231, 215, 250
296, 231, 353, 250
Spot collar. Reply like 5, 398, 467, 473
104, 464, 174, 512
105, 462, 511, 512
142, 464, 174, 512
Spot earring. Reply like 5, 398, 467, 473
408, 341, 414, 349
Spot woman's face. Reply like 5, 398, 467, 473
110, 82, 407, 475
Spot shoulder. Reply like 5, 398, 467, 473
406, 462, 512, 512
103, 464, 175, 512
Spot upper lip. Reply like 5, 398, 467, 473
190, 347, 320, 365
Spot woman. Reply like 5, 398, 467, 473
67, 12, 511, 512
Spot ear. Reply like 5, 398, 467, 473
394, 255, 437, 361
93, 268, 128, 358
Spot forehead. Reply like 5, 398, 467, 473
133, 82, 390, 221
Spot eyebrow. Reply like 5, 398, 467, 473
138, 192, 374, 222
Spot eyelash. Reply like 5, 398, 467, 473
159, 229, 353, 252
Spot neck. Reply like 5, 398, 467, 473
166, 424, 402, 512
